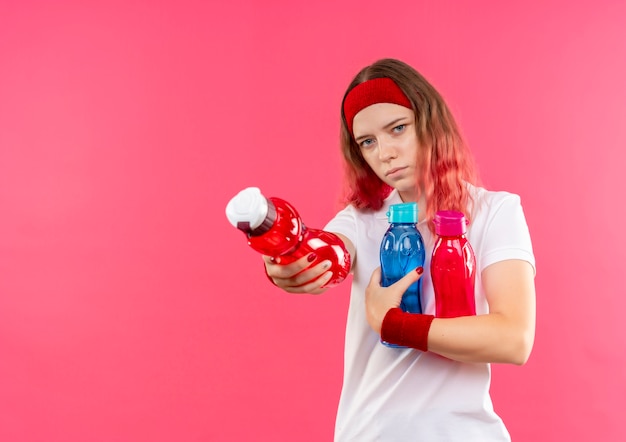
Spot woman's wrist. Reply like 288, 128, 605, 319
380, 308, 435, 351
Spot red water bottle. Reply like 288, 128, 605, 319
431, 210, 476, 318
225, 187, 351, 288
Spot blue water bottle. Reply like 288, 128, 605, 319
380, 203, 425, 347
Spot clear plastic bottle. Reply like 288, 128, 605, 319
380, 202, 426, 314
225, 187, 350, 288
431, 210, 477, 318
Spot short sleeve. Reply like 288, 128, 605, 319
324, 205, 358, 251
476, 193, 536, 275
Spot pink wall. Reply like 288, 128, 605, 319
1, 0, 625, 440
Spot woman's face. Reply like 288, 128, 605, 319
352, 103, 421, 202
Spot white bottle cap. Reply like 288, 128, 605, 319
225, 187, 269, 231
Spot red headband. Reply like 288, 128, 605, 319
343, 77, 412, 136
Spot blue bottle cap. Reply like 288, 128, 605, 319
387, 202, 418, 223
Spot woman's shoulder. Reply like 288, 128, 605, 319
469, 185, 526, 222
471, 184, 522, 207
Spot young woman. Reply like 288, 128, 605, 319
263, 58, 536, 441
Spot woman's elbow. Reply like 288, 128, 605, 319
508, 329, 535, 366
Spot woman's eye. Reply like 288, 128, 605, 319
393, 124, 406, 133
360, 139, 375, 148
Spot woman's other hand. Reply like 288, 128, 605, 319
365, 266, 424, 334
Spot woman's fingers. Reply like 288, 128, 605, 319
263, 253, 332, 294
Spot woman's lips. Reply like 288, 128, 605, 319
386, 166, 407, 177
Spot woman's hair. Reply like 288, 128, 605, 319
340, 58, 479, 229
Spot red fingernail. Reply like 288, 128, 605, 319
307, 253, 317, 263
416, 267, 423, 275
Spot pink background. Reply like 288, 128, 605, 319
1, 0, 625, 440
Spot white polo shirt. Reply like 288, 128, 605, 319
325, 186, 535, 441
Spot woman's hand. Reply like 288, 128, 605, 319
262, 254, 334, 295
365, 266, 424, 334
263, 233, 354, 295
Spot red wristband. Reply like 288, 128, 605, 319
381, 308, 435, 351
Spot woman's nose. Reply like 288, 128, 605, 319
378, 138, 398, 161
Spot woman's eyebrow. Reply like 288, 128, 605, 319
354, 117, 409, 143
383, 117, 409, 130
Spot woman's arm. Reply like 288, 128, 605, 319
427, 259, 536, 365
366, 259, 536, 365
263, 233, 355, 295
